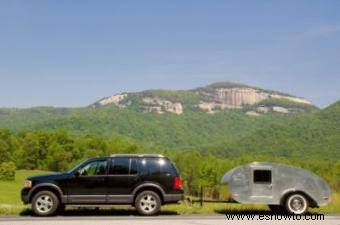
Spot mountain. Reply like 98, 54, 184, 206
92, 82, 317, 115
0, 82, 338, 160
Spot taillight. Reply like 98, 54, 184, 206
173, 176, 182, 189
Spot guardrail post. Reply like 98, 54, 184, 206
200, 186, 203, 207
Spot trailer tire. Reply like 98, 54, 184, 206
285, 193, 309, 215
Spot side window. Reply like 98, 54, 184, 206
130, 159, 138, 175
109, 158, 130, 175
147, 158, 161, 175
253, 170, 272, 183
79, 160, 107, 176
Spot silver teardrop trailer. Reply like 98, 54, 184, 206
221, 162, 331, 214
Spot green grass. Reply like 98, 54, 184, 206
0, 170, 339, 215
163, 202, 269, 214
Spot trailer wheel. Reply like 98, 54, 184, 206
285, 193, 309, 214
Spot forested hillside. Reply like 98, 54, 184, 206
206, 101, 340, 159
0, 83, 337, 160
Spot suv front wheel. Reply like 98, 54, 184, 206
135, 191, 161, 216
32, 190, 59, 216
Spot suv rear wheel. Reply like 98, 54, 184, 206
135, 190, 161, 216
32, 190, 59, 216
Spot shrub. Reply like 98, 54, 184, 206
0, 161, 16, 181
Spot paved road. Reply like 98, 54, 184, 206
0, 215, 339, 225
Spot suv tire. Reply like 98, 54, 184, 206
32, 191, 59, 216
135, 190, 161, 216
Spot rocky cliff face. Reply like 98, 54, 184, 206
96, 94, 127, 107
93, 82, 315, 115
142, 97, 183, 114
203, 88, 269, 106
197, 87, 312, 113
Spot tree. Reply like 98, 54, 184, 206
20, 134, 41, 169
46, 142, 72, 171
0, 139, 11, 163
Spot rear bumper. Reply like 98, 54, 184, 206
163, 193, 184, 203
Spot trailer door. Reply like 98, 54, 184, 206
250, 168, 273, 202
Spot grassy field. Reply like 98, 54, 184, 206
0, 170, 339, 215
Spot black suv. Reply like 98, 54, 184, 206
21, 154, 184, 216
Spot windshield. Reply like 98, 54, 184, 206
67, 159, 91, 174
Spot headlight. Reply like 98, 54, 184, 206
24, 180, 32, 188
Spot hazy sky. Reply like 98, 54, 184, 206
0, 0, 339, 108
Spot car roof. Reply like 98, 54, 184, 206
109, 154, 165, 158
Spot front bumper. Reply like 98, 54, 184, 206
21, 188, 31, 204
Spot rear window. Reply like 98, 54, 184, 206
145, 158, 177, 176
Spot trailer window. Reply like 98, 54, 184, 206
253, 170, 271, 183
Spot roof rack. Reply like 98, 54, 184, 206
110, 154, 165, 158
